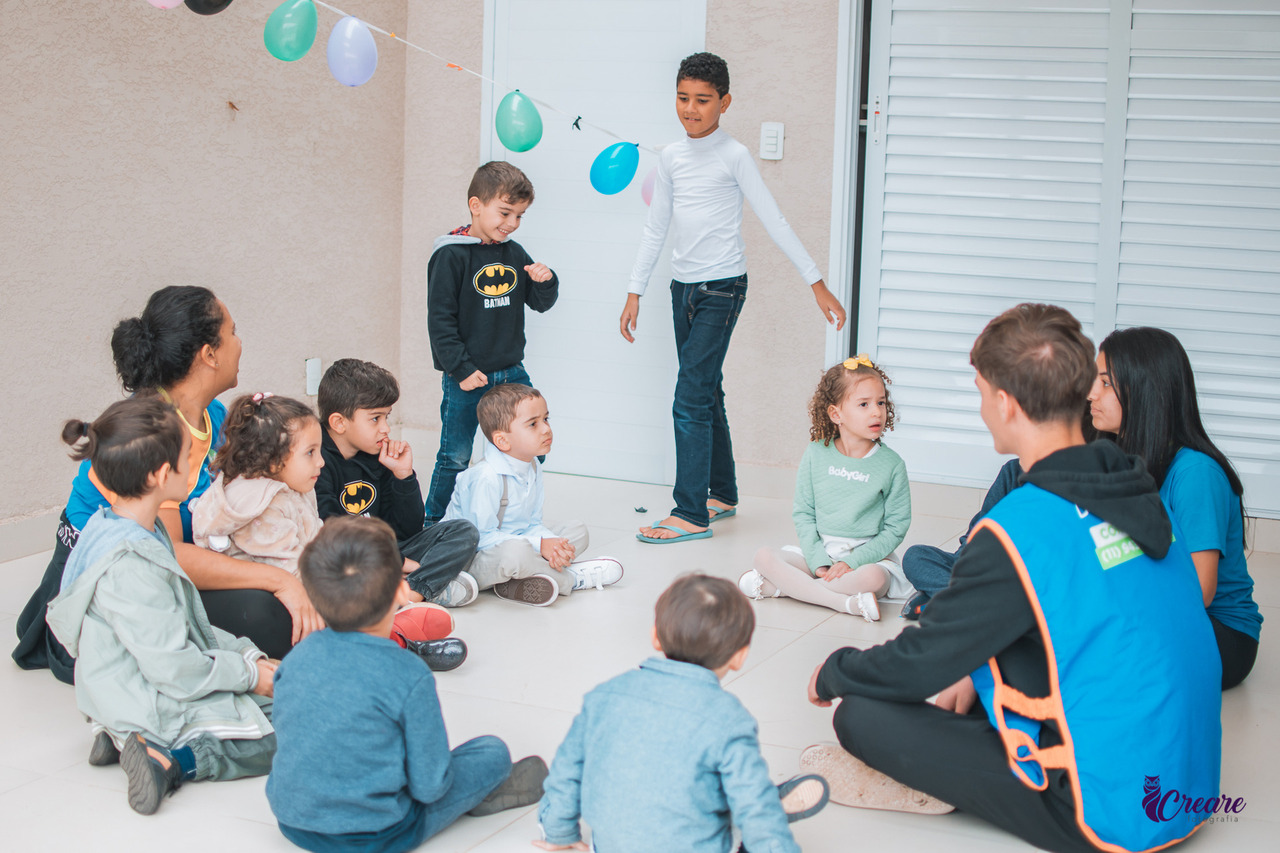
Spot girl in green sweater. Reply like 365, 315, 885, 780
739, 357, 913, 621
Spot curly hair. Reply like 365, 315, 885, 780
677, 52, 730, 98
215, 394, 319, 481
808, 358, 895, 445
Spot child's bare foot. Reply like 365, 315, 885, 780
638, 516, 707, 540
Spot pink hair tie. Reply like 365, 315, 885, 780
252, 392, 275, 403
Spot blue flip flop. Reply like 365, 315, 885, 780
636, 523, 713, 544
707, 505, 737, 523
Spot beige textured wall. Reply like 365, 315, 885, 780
0, 1, 405, 523
397, 0, 841, 474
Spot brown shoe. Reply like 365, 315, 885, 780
799, 743, 954, 814
492, 574, 559, 607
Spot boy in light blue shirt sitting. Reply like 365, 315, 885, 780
535, 574, 828, 853
442, 383, 623, 607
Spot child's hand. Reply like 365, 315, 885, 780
460, 370, 489, 392
533, 842, 589, 851
524, 263, 553, 283
811, 279, 847, 330
379, 439, 414, 480
540, 537, 575, 570
253, 658, 278, 698
619, 293, 640, 343
821, 561, 853, 582
807, 663, 831, 708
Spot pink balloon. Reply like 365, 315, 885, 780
146, 0, 185, 8
640, 166, 657, 206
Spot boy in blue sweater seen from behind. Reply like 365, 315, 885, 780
267, 516, 548, 853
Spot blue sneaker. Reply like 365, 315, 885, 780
901, 591, 929, 621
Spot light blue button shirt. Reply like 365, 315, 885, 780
442, 440, 557, 551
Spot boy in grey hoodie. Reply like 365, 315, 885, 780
47, 397, 275, 816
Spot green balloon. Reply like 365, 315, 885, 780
495, 91, 543, 153
264, 0, 318, 63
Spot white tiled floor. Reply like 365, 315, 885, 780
1, 475, 1275, 852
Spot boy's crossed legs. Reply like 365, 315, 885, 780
468, 522, 590, 604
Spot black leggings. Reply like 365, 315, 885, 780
1212, 615, 1259, 690
199, 589, 294, 660
832, 694, 1097, 853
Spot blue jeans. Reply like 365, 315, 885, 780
425, 364, 533, 522
670, 275, 746, 528
278, 735, 512, 853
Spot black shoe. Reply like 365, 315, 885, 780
901, 591, 929, 621
468, 755, 549, 816
120, 733, 185, 815
777, 773, 830, 823
405, 638, 468, 672
88, 731, 120, 766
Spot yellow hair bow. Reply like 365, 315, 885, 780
843, 354, 874, 371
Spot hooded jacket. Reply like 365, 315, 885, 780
191, 473, 322, 575
426, 227, 559, 383
46, 508, 272, 748
816, 440, 1172, 704
315, 428, 424, 544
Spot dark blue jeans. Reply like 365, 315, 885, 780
425, 363, 533, 522
669, 275, 746, 528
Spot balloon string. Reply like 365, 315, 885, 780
310, 1, 658, 155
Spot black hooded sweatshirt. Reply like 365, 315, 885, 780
816, 440, 1172, 705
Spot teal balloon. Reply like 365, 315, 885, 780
264, 0, 317, 62
590, 142, 640, 195
494, 91, 543, 152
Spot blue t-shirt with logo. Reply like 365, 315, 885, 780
63, 400, 227, 544
1160, 447, 1261, 641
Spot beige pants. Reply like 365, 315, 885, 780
468, 521, 589, 596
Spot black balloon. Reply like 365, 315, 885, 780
185, 0, 233, 14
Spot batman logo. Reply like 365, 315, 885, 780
341, 481, 377, 515
473, 264, 518, 298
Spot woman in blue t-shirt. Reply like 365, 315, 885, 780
14, 286, 322, 684
1089, 326, 1261, 689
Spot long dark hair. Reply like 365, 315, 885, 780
1098, 326, 1245, 500
110, 286, 224, 392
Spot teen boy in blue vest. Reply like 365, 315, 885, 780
803, 304, 1221, 853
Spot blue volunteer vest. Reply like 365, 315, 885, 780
972, 485, 1221, 853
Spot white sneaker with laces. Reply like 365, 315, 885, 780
846, 592, 880, 623
566, 558, 624, 592
430, 571, 479, 607
738, 570, 782, 601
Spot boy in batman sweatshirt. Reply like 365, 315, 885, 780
425, 161, 559, 522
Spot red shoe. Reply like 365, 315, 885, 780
391, 602, 454, 646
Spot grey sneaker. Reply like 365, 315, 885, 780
566, 557, 624, 592
88, 730, 120, 766
120, 734, 185, 815
430, 571, 479, 607
468, 756, 549, 816
492, 574, 559, 607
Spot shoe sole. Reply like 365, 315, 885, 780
121, 735, 165, 816
469, 755, 549, 816
392, 602, 455, 644
493, 575, 559, 607
798, 744, 953, 814
88, 730, 120, 767
778, 774, 830, 823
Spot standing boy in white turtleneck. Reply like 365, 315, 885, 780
622, 51, 846, 544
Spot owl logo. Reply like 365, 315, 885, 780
473, 264, 518, 298
1143, 775, 1162, 822
341, 481, 377, 515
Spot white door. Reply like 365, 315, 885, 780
483, 0, 707, 484
856, 0, 1280, 517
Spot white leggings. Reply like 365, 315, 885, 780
752, 547, 890, 614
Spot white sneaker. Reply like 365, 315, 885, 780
738, 570, 781, 601
845, 592, 880, 623
566, 558, 624, 592
430, 571, 479, 607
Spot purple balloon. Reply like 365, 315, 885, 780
327, 16, 378, 87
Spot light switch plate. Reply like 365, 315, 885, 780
760, 121, 784, 160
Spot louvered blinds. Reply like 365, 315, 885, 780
857, 0, 1280, 517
